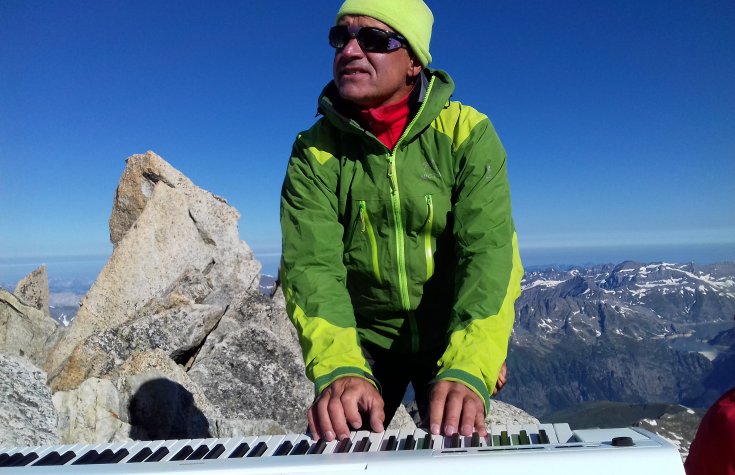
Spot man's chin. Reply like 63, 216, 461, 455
337, 86, 374, 107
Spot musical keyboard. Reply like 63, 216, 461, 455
0, 423, 685, 474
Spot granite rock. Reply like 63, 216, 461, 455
0, 353, 58, 447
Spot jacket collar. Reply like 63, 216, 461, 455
317, 68, 455, 143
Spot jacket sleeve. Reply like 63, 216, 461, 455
435, 115, 523, 414
280, 134, 377, 396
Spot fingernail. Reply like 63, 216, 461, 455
444, 425, 456, 435
339, 433, 349, 440
430, 424, 440, 435
325, 431, 335, 441
461, 424, 472, 435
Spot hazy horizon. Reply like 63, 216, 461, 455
2, 242, 732, 290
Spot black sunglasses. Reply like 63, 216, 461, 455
329, 25, 408, 53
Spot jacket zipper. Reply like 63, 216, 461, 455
359, 200, 382, 284
424, 194, 435, 280
388, 76, 436, 352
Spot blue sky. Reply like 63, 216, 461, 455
1, 0, 734, 280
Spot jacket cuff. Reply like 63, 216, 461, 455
435, 369, 492, 414
314, 367, 380, 396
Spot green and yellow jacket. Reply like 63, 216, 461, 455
280, 69, 523, 413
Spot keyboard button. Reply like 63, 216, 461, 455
187, 445, 210, 460
274, 441, 293, 456
291, 440, 310, 455
146, 447, 169, 462
229, 442, 250, 458
247, 442, 268, 457
72, 450, 100, 465
385, 435, 398, 451
204, 444, 226, 459
354, 436, 370, 453
171, 446, 193, 461
309, 439, 326, 455
128, 447, 152, 463
335, 438, 352, 453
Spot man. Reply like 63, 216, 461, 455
280, 0, 522, 442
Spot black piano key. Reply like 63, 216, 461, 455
229, 442, 250, 458
34, 451, 60, 466
57, 451, 77, 465
308, 439, 326, 455
186, 445, 210, 460
204, 444, 226, 459
128, 447, 152, 463
109, 449, 129, 463
12, 452, 40, 467
449, 433, 460, 448
145, 447, 170, 462
500, 431, 511, 446
385, 435, 398, 451
171, 445, 194, 461
519, 430, 531, 445
0, 453, 25, 467
538, 429, 550, 444
335, 438, 352, 453
291, 440, 310, 455
0, 454, 10, 465
273, 441, 293, 456
354, 436, 371, 452
471, 432, 481, 447
247, 442, 268, 457
72, 450, 100, 465
402, 434, 415, 450
93, 449, 117, 464
421, 434, 433, 450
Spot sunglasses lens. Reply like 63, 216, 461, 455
328, 26, 401, 52
357, 28, 390, 52
329, 26, 349, 49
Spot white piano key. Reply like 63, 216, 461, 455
319, 438, 340, 454
367, 430, 384, 452
553, 423, 576, 443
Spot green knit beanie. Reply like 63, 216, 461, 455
335, 0, 434, 66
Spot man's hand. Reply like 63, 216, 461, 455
307, 376, 385, 441
493, 361, 507, 396
429, 380, 486, 437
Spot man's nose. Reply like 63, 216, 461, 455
340, 37, 364, 57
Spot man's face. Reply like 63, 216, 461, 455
333, 15, 421, 108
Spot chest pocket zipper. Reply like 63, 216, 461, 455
359, 200, 383, 284
424, 194, 435, 280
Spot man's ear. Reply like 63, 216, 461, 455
407, 53, 423, 83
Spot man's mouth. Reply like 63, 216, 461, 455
340, 66, 368, 76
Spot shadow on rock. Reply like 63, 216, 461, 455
129, 378, 210, 440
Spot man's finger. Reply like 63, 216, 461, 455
365, 396, 385, 433
307, 405, 320, 441
474, 407, 488, 437
442, 389, 463, 436
459, 396, 477, 436
316, 393, 336, 442
429, 383, 448, 435
341, 390, 363, 431
328, 394, 351, 440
